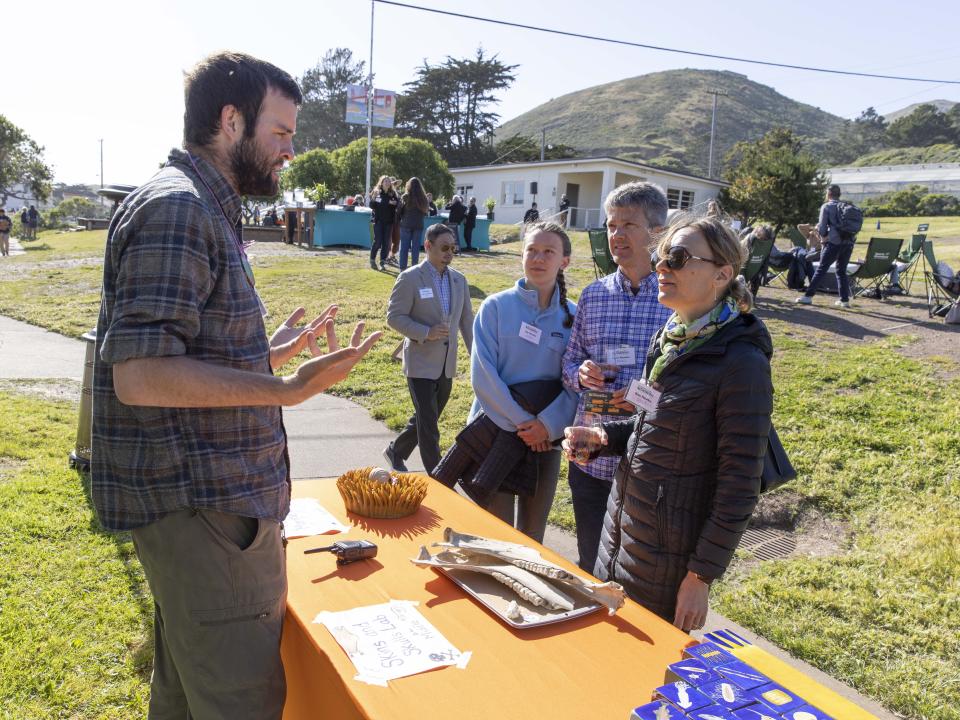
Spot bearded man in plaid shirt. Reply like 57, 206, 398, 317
92, 52, 380, 719
561, 182, 672, 573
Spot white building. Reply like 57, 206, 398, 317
450, 156, 728, 228
827, 163, 960, 202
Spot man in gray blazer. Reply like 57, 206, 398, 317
384, 224, 474, 474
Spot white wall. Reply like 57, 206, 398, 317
452, 161, 724, 226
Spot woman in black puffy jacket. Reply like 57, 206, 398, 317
369, 175, 399, 270
563, 214, 773, 632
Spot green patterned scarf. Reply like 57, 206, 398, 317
648, 297, 740, 383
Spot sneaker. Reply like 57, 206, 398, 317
369, 259, 377, 270
379, 262, 387, 271
795, 296, 813, 305
834, 300, 851, 309
382, 444, 408, 472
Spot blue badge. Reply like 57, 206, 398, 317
751, 683, 806, 713
683, 642, 737, 668
688, 705, 738, 720
667, 658, 720, 686
698, 679, 753, 710
652, 681, 712, 712
716, 660, 770, 690
630, 700, 686, 720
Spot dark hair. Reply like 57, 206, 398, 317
425, 223, 456, 245
183, 51, 302, 148
403, 177, 429, 214
828, 184, 841, 199
523, 221, 575, 328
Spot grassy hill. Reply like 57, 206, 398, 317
848, 143, 960, 167
883, 99, 957, 123
497, 69, 846, 176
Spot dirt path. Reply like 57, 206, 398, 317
754, 282, 959, 373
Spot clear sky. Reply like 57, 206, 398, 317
5, 0, 958, 186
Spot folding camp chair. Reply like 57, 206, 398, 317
587, 228, 617, 278
923, 256, 960, 317
894, 233, 926, 295
740, 236, 775, 296
786, 226, 809, 250
848, 237, 903, 299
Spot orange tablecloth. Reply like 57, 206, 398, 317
281, 477, 693, 720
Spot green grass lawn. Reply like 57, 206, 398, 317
1, 226, 959, 718
0, 386, 151, 718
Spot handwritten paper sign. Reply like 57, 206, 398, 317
314, 600, 470, 686
283, 498, 349, 538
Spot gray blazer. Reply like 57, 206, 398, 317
387, 261, 474, 379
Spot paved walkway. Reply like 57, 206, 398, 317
0, 314, 894, 719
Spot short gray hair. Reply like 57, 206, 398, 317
603, 181, 668, 228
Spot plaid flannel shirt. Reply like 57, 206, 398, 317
91, 148, 289, 532
561, 269, 672, 482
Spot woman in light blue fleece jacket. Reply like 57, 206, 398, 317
468, 221, 578, 542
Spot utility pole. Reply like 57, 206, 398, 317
364, 0, 375, 202
707, 89, 728, 179
99, 139, 104, 206
540, 128, 546, 162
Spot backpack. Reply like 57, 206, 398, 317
835, 201, 863, 241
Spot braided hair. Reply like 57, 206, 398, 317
523, 221, 574, 328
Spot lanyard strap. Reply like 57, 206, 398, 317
186, 153, 255, 288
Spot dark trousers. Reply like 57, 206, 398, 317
805, 241, 855, 301
393, 374, 453, 475
568, 462, 612, 573
370, 222, 392, 264
464, 224, 474, 249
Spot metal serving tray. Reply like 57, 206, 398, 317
438, 566, 602, 630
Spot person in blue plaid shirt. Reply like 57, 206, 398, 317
93, 52, 380, 719
560, 182, 672, 572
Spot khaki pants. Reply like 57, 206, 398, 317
132, 509, 287, 720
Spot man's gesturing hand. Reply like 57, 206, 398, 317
269, 305, 338, 370
284, 320, 382, 404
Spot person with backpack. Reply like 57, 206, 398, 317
0, 209, 12, 256
795, 184, 862, 309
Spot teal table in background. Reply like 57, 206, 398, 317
313, 207, 373, 248
424, 215, 491, 251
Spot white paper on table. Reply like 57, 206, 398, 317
314, 599, 471, 686
283, 498, 349, 538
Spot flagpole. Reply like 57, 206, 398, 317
364, 0, 375, 202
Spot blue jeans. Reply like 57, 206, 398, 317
568, 462, 612, 573
398, 226, 422, 270
805, 241, 855, 302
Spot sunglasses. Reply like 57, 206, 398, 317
650, 246, 723, 271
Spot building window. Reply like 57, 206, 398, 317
456, 184, 474, 198
666, 188, 696, 209
501, 181, 524, 206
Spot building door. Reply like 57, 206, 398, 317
566, 183, 580, 227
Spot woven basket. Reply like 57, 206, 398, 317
336, 467, 428, 519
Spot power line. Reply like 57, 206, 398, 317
373, 0, 960, 85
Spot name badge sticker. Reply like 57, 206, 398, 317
626, 379, 662, 412
419, 287, 435, 299
519, 322, 542, 345
606, 345, 636, 367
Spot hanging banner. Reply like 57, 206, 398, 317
344, 84, 398, 129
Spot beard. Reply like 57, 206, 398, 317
229, 135, 279, 197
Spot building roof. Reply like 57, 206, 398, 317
827, 163, 960, 185
450, 155, 729, 187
